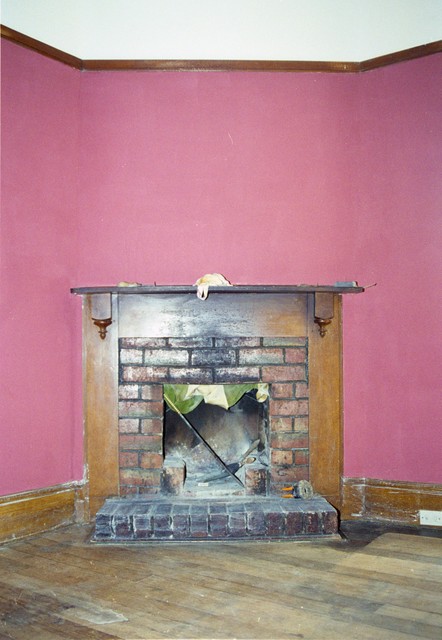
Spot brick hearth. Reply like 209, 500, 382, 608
94, 496, 337, 541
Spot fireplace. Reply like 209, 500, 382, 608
72, 284, 363, 540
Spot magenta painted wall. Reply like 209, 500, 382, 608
1, 39, 440, 496
0, 41, 84, 495
342, 58, 442, 481
76, 71, 356, 286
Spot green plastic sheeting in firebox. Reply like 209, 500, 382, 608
163, 383, 269, 415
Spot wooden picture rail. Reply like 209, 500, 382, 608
2, 25, 441, 72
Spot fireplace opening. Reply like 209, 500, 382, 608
162, 384, 269, 498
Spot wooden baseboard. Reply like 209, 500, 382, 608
341, 477, 442, 524
2, 478, 440, 540
0, 483, 86, 544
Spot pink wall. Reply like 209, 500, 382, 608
0, 41, 84, 494
76, 71, 356, 286
1, 38, 440, 496
342, 57, 442, 481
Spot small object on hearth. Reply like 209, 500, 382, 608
194, 273, 232, 300
118, 281, 142, 287
281, 480, 315, 499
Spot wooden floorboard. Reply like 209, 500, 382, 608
0, 525, 440, 639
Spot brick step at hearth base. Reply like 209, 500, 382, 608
93, 496, 338, 542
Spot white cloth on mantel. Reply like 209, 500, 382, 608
194, 273, 232, 299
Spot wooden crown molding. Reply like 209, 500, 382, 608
1, 25, 82, 69
2, 24, 441, 73
359, 39, 442, 71
81, 58, 359, 73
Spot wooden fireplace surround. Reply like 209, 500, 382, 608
71, 284, 363, 519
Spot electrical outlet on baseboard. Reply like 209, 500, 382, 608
419, 510, 442, 526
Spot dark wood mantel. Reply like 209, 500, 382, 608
72, 284, 363, 341
71, 284, 364, 295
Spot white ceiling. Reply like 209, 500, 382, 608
1, 0, 441, 62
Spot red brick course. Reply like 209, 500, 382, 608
119, 486, 138, 497
140, 418, 163, 434
119, 400, 164, 418
270, 433, 309, 449
122, 366, 168, 382
295, 382, 309, 398
144, 349, 189, 366
140, 385, 163, 401
119, 385, 139, 399
119, 468, 161, 487
214, 367, 260, 383
169, 337, 213, 348
119, 434, 163, 452
295, 450, 309, 465
271, 383, 295, 398
284, 348, 307, 364
215, 337, 261, 348
120, 349, 143, 364
261, 365, 305, 382
269, 417, 294, 432
263, 337, 306, 347
270, 466, 309, 485
119, 452, 139, 467
269, 399, 308, 417
269, 399, 302, 416
191, 349, 236, 366
271, 450, 294, 466
140, 453, 163, 469
121, 338, 167, 348
294, 416, 309, 432
238, 348, 284, 365
297, 400, 309, 415
119, 418, 140, 434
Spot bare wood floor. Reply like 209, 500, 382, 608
0, 524, 441, 640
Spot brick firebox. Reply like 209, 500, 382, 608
118, 336, 310, 498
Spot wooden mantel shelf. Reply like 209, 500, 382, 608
71, 283, 364, 340
71, 284, 364, 295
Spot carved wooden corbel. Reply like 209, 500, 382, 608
314, 292, 334, 337
91, 294, 113, 340
92, 317, 112, 340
